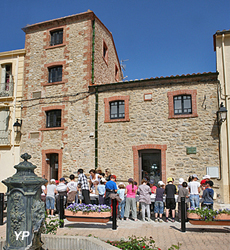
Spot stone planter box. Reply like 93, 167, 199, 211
187, 212, 201, 220
215, 214, 230, 220
65, 210, 111, 223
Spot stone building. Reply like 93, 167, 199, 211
0, 49, 25, 192
20, 10, 122, 180
214, 29, 230, 203
20, 11, 224, 199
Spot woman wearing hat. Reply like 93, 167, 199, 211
124, 178, 138, 221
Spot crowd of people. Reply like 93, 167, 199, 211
41, 169, 214, 222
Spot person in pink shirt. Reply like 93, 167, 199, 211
124, 178, 138, 221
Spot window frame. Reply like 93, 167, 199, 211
46, 109, 62, 128
50, 29, 63, 46
167, 89, 198, 119
48, 66, 62, 83
104, 96, 130, 123
102, 40, 108, 65
42, 61, 67, 86
173, 95, 192, 115
110, 100, 125, 120
45, 26, 67, 50
41, 105, 65, 131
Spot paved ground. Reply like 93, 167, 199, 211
1, 216, 230, 250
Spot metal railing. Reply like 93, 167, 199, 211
0, 82, 14, 97
0, 130, 11, 145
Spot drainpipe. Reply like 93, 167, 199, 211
12, 55, 19, 165
221, 34, 230, 200
92, 19, 98, 169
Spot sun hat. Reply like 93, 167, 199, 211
179, 178, 184, 184
119, 182, 124, 186
158, 181, 165, 186
100, 178, 106, 182
167, 177, 173, 183
202, 175, 210, 180
60, 177, 66, 182
192, 174, 199, 180
50, 179, 55, 182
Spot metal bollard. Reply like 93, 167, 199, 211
59, 195, 64, 228
181, 197, 186, 232
0, 193, 4, 225
112, 199, 117, 230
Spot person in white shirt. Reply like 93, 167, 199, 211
89, 169, 102, 188
67, 174, 79, 204
44, 179, 57, 216
56, 177, 68, 212
188, 174, 201, 208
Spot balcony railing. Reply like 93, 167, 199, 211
0, 82, 14, 97
0, 130, 11, 145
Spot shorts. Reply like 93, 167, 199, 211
46, 196, 55, 210
154, 201, 164, 214
166, 198, 176, 210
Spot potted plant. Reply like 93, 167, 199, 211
65, 203, 111, 223
187, 207, 217, 221
215, 208, 230, 220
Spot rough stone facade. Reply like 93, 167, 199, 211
89, 73, 222, 197
20, 11, 122, 180
20, 11, 223, 200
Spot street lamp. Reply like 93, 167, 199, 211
217, 102, 227, 125
13, 119, 22, 133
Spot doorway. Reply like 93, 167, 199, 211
139, 150, 161, 184
48, 153, 59, 180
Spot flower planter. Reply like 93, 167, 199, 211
187, 212, 201, 220
215, 214, 230, 221
65, 210, 111, 223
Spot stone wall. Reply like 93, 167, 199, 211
21, 12, 121, 180
94, 18, 122, 84
93, 73, 222, 196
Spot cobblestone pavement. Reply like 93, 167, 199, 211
0, 217, 230, 250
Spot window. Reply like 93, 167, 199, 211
50, 29, 63, 46
115, 65, 119, 82
174, 95, 192, 115
1, 64, 13, 96
46, 110, 61, 128
0, 108, 10, 144
104, 96, 130, 122
103, 40, 108, 64
167, 89, 198, 119
48, 66, 62, 83
110, 101, 125, 119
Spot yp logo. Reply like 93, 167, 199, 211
15, 231, 30, 240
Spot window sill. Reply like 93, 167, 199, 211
168, 113, 198, 119
104, 118, 130, 123
40, 127, 64, 131
41, 80, 67, 86
45, 43, 66, 50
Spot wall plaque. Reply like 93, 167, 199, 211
186, 147, 196, 154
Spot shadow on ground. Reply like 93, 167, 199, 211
170, 225, 230, 233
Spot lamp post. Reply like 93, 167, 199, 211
217, 102, 227, 125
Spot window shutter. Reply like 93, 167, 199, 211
0, 109, 9, 131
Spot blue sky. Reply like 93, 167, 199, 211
1, 0, 230, 80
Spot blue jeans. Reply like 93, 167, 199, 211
46, 196, 55, 210
154, 201, 164, 214
190, 194, 199, 208
118, 199, 126, 218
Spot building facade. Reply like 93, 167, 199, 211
20, 11, 122, 181
214, 30, 230, 203
19, 11, 225, 200
0, 49, 25, 192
